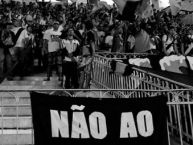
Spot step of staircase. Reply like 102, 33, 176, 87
0, 96, 30, 106
0, 74, 61, 144
0, 130, 33, 145
0, 107, 31, 117
0, 117, 32, 129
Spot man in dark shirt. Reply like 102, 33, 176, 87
0, 23, 16, 81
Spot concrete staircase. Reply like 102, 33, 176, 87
0, 74, 62, 145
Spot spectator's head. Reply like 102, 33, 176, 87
67, 28, 74, 37
134, 21, 141, 34
12, 17, 21, 27
53, 20, 59, 30
85, 20, 93, 31
27, 24, 33, 34
26, 14, 33, 25
68, 19, 74, 28
169, 26, 175, 36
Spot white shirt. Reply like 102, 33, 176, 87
105, 35, 113, 46
43, 28, 61, 53
14, 29, 33, 48
127, 35, 135, 50
61, 39, 79, 61
11, 27, 21, 35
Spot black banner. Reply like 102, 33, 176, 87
31, 92, 168, 145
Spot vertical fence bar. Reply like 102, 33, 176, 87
187, 91, 193, 144
16, 93, 19, 145
0, 93, 3, 145
182, 96, 189, 142
167, 121, 171, 145
176, 102, 184, 145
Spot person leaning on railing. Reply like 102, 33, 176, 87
162, 26, 179, 56
79, 20, 96, 89
181, 32, 193, 57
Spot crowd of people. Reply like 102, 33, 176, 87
0, 1, 193, 89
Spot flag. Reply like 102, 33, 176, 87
141, 4, 153, 19
113, 0, 154, 21
181, 13, 193, 25
181, 0, 193, 12
113, 0, 141, 21
169, 0, 193, 15
76, 0, 87, 5
88, 0, 98, 5
31, 92, 169, 145
98, 1, 111, 9
136, 0, 153, 19
151, 0, 160, 10
91, 1, 111, 13
70, 0, 77, 3
169, 0, 181, 15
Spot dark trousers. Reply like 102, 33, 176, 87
4, 53, 14, 79
79, 64, 92, 89
17, 46, 33, 76
5, 47, 22, 78
63, 61, 78, 89
79, 56, 93, 89
34, 47, 43, 68
47, 51, 62, 79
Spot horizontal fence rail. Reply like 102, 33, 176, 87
96, 52, 155, 59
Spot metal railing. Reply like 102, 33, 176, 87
0, 54, 193, 145
92, 55, 193, 96
92, 54, 193, 145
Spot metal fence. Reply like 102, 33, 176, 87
0, 54, 193, 145
92, 54, 193, 145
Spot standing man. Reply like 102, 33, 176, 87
43, 20, 62, 81
60, 28, 80, 89
13, 23, 34, 78
5, 18, 24, 80
19, 25, 35, 76
0, 24, 5, 81
0, 23, 15, 81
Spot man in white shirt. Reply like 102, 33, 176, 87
60, 28, 80, 89
43, 20, 62, 81
19, 25, 35, 76
7, 18, 34, 79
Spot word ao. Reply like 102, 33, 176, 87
50, 110, 154, 139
